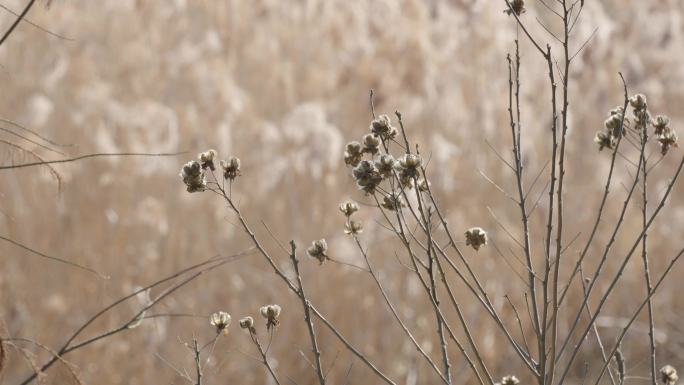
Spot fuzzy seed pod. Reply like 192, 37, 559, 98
501, 376, 520, 385
339, 200, 359, 217
344, 141, 364, 167
629, 94, 648, 110
307, 239, 329, 264
352, 160, 383, 194
362, 133, 381, 155
344, 220, 363, 235
198, 149, 218, 171
239, 316, 255, 333
180, 160, 207, 193
210, 311, 231, 335
370, 115, 398, 140
504, 0, 525, 16
260, 304, 282, 331
220, 156, 241, 180
594, 130, 616, 152
660, 365, 678, 385
465, 227, 488, 251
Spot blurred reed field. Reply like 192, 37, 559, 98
1, 0, 684, 384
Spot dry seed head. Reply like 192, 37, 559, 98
629, 94, 648, 110
465, 227, 488, 251
381, 192, 405, 211
504, 0, 525, 16
362, 133, 381, 155
339, 200, 359, 217
660, 365, 678, 385
210, 311, 231, 335
398, 153, 422, 169
658, 128, 678, 155
370, 114, 398, 140
344, 220, 363, 235
180, 160, 207, 193
260, 304, 282, 331
374, 154, 396, 177
396, 153, 422, 172
594, 130, 616, 152
395, 153, 422, 188
239, 316, 255, 332
307, 239, 329, 264
220, 156, 241, 180
501, 376, 520, 385
654, 115, 671, 136
198, 149, 218, 171
352, 160, 383, 194
609, 106, 625, 116
344, 141, 363, 167
604, 115, 622, 131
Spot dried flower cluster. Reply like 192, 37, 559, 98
260, 304, 282, 331
352, 160, 383, 194
307, 239, 329, 264
210, 311, 231, 335
595, 94, 677, 155
180, 150, 241, 192
465, 227, 488, 251
495, 375, 520, 385
180, 161, 207, 193
654, 116, 678, 155
660, 365, 679, 385
344, 220, 363, 235
339, 200, 363, 235
396, 153, 422, 188
375, 154, 396, 177
345, 115, 427, 196
504, 0, 525, 16
370, 115, 398, 141
381, 191, 405, 211
594, 106, 625, 151
237, 304, 281, 334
